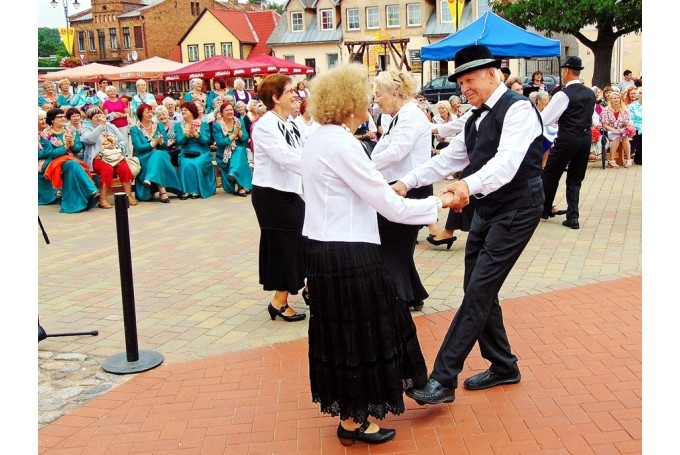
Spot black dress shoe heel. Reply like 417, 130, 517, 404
426, 235, 457, 250
301, 289, 311, 306
267, 303, 306, 322
336, 421, 396, 446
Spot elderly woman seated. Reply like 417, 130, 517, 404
80, 107, 137, 208
39, 108, 99, 213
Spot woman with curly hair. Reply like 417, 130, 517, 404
302, 62, 454, 446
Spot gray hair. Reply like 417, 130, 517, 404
190, 78, 203, 89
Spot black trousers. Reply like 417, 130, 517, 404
430, 205, 542, 389
541, 134, 591, 221
631, 133, 642, 165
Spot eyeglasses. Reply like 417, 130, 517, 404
282, 88, 296, 96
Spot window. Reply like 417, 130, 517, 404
188, 45, 199, 62
320, 9, 334, 31
221, 42, 233, 57
347, 8, 360, 31
122, 27, 131, 50
386, 5, 400, 28
305, 58, 316, 72
191, 2, 201, 16
77, 31, 86, 52
366, 7, 380, 29
109, 28, 118, 50
327, 53, 338, 69
291, 12, 303, 32
440, 0, 452, 23
406, 4, 421, 26
477, 0, 491, 16
133, 26, 144, 49
204, 43, 215, 58
88, 30, 96, 51
283, 55, 295, 61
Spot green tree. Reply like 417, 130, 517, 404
247, 0, 283, 15
492, 0, 642, 87
38, 27, 68, 67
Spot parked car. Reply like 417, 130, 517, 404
420, 75, 467, 104
520, 75, 559, 93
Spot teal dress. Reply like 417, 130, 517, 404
174, 121, 216, 198
38, 142, 59, 206
130, 122, 182, 200
212, 118, 252, 193
39, 129, 98, 213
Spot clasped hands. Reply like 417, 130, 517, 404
391, 180, 470, 212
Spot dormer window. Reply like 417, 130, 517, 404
291, 11, 303, 32
320, 9, 334, 31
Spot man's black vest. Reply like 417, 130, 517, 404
464, 89, 544, 219
557, 83, 596, 138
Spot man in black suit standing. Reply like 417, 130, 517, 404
540, 57, 597, 229
392, 44, 545, 404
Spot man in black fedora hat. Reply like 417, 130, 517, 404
392, 44, 545, 404
540, 55, 597, 229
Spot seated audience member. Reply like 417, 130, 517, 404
39, 108, 99, 213
80, 107, 137, 209
130, 103, 182, 203
174, 101, 217, 199
38, 109, 59, 206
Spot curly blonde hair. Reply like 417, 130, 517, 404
307, 63, 371, 125
374, 67, 418, 100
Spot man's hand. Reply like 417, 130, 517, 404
391, 181, 407, 197
440, 180, 470, 212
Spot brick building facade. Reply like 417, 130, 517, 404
70, 0, 246, 65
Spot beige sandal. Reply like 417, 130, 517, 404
607, 160, 619, 168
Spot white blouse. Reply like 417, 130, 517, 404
252, 111, 304, 194
371, 101, 433, 183
302, 124, 439, 244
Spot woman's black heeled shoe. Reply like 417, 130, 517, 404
179, 193, 189, 200
267, 303, 306, 322
426, 235, 457, 250
336, 421, 396, 446
301, 289, 311, 306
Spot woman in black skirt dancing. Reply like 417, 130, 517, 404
302, 63, 456, 446
370, 68, 436, 311
251, 74, 308, 322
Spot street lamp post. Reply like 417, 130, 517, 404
50, 0, 81, 56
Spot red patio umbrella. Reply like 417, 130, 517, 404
163, 56, 265, 82
246, 54, 315, 75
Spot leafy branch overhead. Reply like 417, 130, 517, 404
491, 0, 642, 88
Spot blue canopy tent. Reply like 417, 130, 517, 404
421, 12, 561, 61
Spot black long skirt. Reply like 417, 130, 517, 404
306, 240, 428, 422
251, 185, 307, 294
377, 184, 433, 304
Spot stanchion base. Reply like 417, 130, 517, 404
102, 350, 164, 375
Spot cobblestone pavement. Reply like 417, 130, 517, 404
37, 162, 641, 431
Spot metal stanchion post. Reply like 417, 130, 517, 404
102, 193, 163, 374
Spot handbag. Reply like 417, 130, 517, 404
99, 148, 124, 166
125, 156, 141, 176
184, 150, 201, 158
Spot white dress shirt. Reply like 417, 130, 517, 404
540, 80, 600, 128
302, 125, 439, 244
399, 83, 542, 197
371, 102, 432, 183
252, 111, 304, 194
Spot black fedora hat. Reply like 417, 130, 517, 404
560, 56, 584, 70
448, 45, 501, 81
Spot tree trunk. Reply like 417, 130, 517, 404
590, 25, 618, 89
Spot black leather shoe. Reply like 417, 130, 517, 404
463, 369, 521, 390
267, 303, 306, 322
551, 207, 567, 216
426, 235, 457, 250
336, 421, 396, 446
405, 378, 455, 405
562, 219, 580, 230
